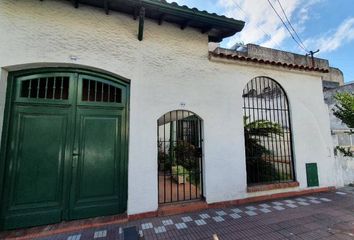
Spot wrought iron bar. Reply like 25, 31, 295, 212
158, 110, 203, 204
243, 77, 295, 185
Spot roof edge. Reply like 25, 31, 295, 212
209, 50, 330, 73
71, 0, 245, 42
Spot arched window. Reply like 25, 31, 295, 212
157, 110, 203, 204
243, 77, 295, 185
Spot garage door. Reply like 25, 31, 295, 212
0, 70, 129, 230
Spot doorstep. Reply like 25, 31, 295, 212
247, 181, 300, 193
0, 186, 335, 239
131, 186, 335, 219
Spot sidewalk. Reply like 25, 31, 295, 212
4, 188, 354, 240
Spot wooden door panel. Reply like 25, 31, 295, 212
69, 108, 125, 219
1, 106, 71, 229
1, 71, 129, 230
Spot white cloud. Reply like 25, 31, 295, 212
169, 0, 352, 54
297, 0, 323, 24
217, 0, 319, 50
304, 18, 354, 53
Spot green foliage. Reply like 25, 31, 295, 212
172, 165, 189, 177
173, 141, 200, 185
158, 142, 172, 171
244, 116, 284, 158
333, 92, 354, 129
336, 146, 354, 157
158, 140, 201, 185
246, 158, 282, 183
333, 92, 354, 157
244, 116, 284, 136
244, 116, 285, 184
174, 140, 199, 170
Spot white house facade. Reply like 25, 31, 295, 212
0, 0, 338, 230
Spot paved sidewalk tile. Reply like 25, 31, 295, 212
181, 216, 193, 222
199, 213, 210, 219
195, 219, 207, 226
245, 210, 258, 216
93, 230, 106, 238
259, 203, 271, 208
229, 213, 242, 219
175, 223, 187, 229
259, 208, 272, 213
231, 208, 243, 213
154, 226, 166, 234
273, 206, 285, 211
23, 188, 354, 240
215, 210, 227, 216
212, 216, 225, 222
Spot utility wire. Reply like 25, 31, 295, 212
276, 0, 309, 52
229, 0, 295, 62
266, 0, 309, 53
230, 0, 283, 50
228, 0, 320, 67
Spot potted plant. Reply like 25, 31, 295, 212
172, 165, 189, 184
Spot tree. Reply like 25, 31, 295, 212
333, 92, 354, 128
333, 92, 354, 157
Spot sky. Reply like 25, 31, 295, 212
167, 0, 354, 83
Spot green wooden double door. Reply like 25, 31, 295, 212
0, 70, 129, 230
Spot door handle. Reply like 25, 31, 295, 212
72, 151, 80, 157
72, 152, 79, 169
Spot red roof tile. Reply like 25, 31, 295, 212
209, 51, 329, 73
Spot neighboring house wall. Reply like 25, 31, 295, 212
324, 83, 354, 185
322, 67, 345, 86
0, 0, 336, 216
324, 83, 354, 130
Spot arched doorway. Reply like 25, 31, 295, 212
0, 68, 130, 230
242, 76, 295, 185
157, 110, 203, 204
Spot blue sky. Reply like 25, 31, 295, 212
168, 0, 354, 83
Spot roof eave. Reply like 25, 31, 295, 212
141, 0, 245, 42
70, 0, 245, 42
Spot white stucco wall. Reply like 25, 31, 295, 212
331, 133, 354, 186
323, 84, 354, 186
0, 0, 336, 216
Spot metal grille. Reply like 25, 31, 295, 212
82, 78, 122, 103
242, 77, 295, 185
20, 77, 70, 100
158, 110, 203, 204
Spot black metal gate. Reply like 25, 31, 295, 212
158, 110, 203, 204
242, 76, 295, 185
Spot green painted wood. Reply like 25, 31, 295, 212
138, 7, 145, 41
306, 163, 319, 187
69, 108, 126, 219
14, 73, 75, 105
0, 69, 129, 230
0, 106, 71, 229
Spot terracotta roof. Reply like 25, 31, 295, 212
209, 51, 329, 73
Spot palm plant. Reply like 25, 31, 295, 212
244, 116, 285, 184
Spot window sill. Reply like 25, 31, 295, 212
247, 181, 300, 193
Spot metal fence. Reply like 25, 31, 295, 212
157, 110, 203, 204
243, 76, 295, 185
